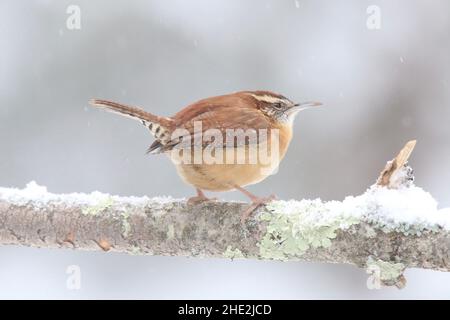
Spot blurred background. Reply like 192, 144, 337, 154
0, 0, 449, 299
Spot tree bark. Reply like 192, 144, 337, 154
1, 140, 449, 288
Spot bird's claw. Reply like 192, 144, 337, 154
240, 194, 277, 223
187, 196, 217, 205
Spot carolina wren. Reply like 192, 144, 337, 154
90, 91, 320, 221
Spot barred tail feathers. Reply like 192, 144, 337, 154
89, 99, 172, 144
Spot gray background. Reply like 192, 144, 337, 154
0, 0, 449, 299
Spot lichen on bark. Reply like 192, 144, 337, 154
258, 200, 361, 260
1, 140, 450, 289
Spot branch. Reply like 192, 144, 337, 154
1, 140, 450, 288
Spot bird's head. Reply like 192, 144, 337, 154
246, 91, 322, 124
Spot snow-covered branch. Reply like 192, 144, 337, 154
1, 140, 449, 288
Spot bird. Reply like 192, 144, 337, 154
90, 91, 321, 222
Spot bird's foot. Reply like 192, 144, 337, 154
240, 194, 277, 223
187, 189, 217, 205
187, 195, 217, 205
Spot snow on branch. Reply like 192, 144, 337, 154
1, 140, 450, 288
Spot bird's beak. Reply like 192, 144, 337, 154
287, 101, 322, 115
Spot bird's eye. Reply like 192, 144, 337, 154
273, 103, 283, 110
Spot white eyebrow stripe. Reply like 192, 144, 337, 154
248, 93, 289, 104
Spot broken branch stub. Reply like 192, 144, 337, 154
376, 140, 417, 189
369, 140, 418, 289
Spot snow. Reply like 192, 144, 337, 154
0, 181, 449, 231
0, 181, 178, 208
359, 185, 450, 231
270, 184, 450, 233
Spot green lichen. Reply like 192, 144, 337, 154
82, 197, 115, 216
371, 220, 440, 236
224, 246, 245, 260
366, 257, 405, 282
121, 211, 131, 238
258, 200, 360, 260
167, 224, 175, 240
364, 225, 377, 238
129, 245, 143, 255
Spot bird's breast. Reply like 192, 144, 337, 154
168, 123, 294, 191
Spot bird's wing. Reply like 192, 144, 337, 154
149, 103, 273, 154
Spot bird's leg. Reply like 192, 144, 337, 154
187, 188, 216, 205
234, 185, 276, 223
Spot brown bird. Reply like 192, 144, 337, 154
90, 91, 320, 221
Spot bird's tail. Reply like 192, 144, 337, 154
89, 99, 173, 143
